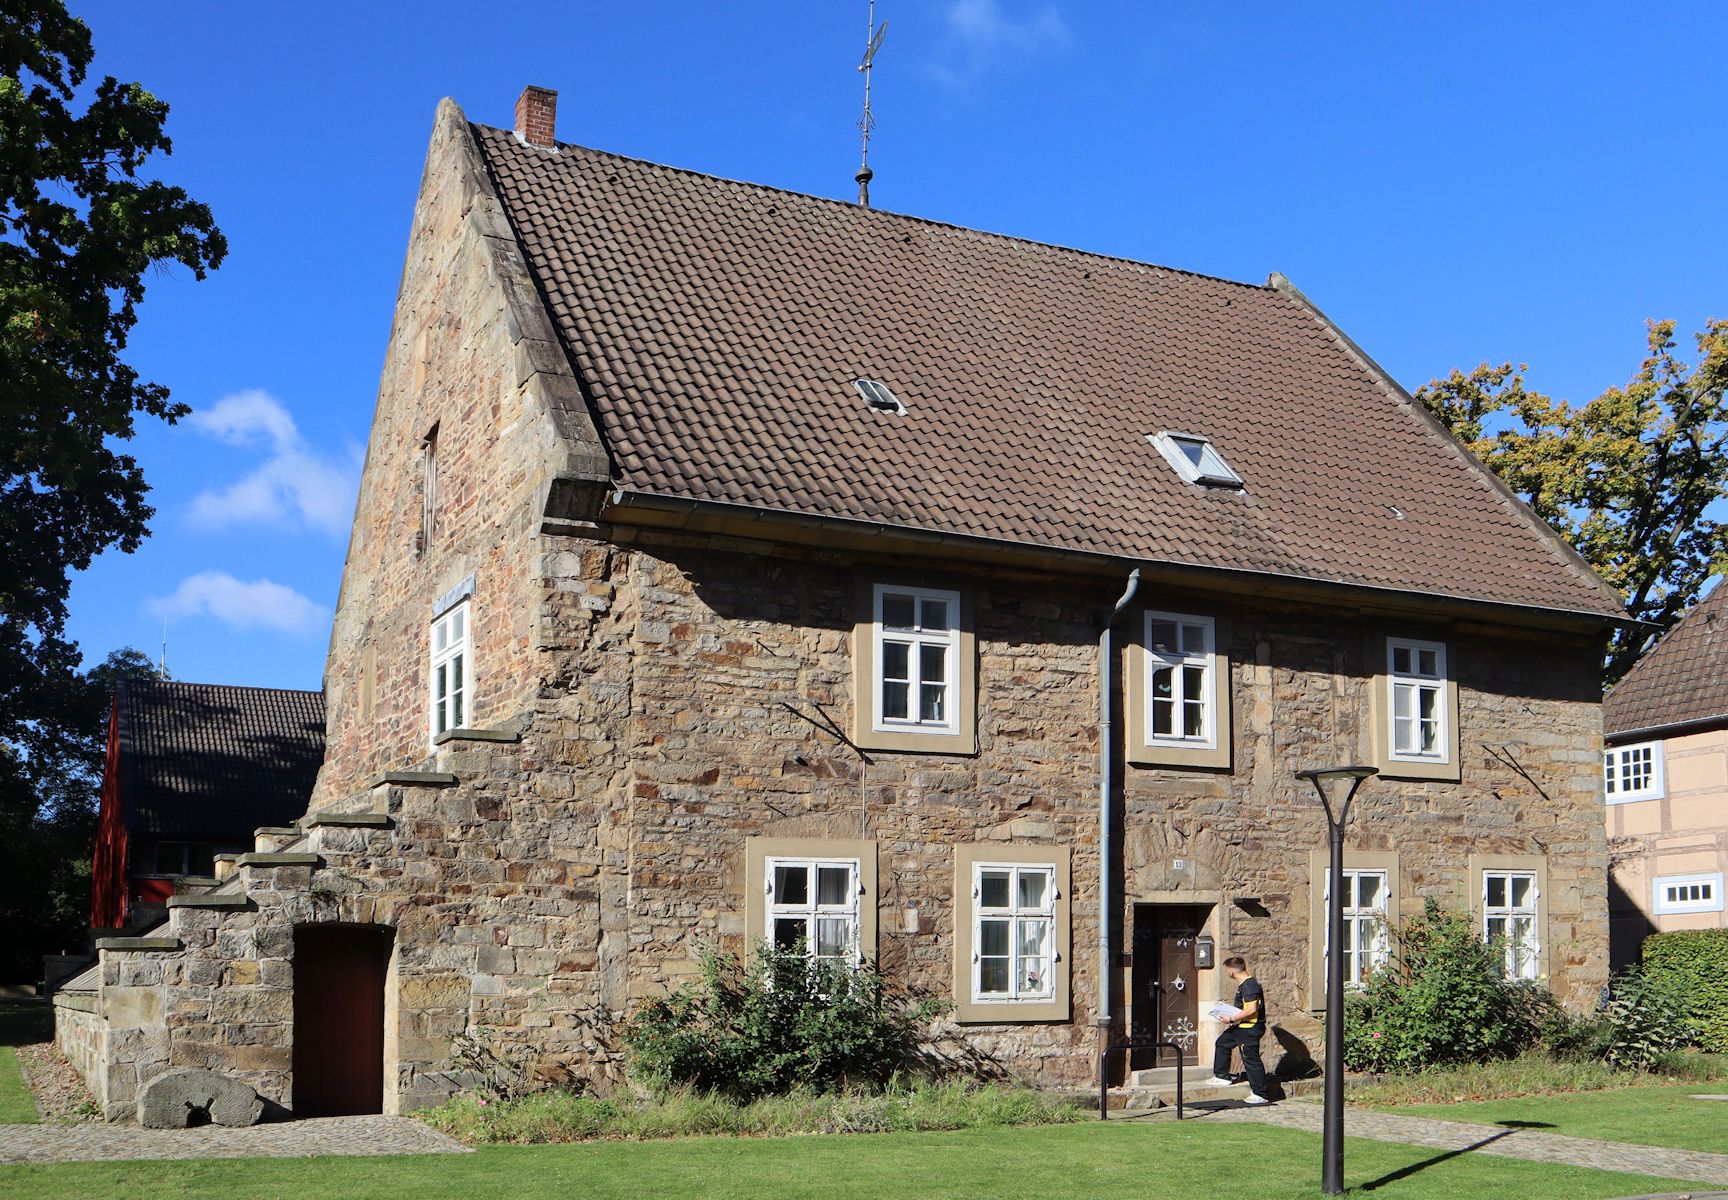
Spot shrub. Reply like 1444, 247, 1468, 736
1597, 965, 1693, 1069
623, 944, 947, 1100
1641, 929, 1728, 1052
1341, 898, 1545, 1071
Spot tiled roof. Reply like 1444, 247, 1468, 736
116, 679, 324, 840
473, 123, 1623, 620
1604, 581, 1728, 738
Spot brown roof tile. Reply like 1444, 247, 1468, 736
1604, 582, 1728, 737
473, 123, 1623, 620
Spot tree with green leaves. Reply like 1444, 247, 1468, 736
1418, 320, 1728, 684
2, 1, 223, 978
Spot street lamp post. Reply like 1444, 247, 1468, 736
1297, 765, 1378, 1197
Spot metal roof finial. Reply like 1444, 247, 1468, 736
856, 1, 887, 207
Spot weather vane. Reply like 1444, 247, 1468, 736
856, 1, 887, 207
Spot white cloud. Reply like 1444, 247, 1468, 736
185, 389, 361, 537
946, 0, 1069, 52
148, 571, 326, 636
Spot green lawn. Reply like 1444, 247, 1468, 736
0, 1046, 37, 1124
1388, 1083, 1728, 1155
0, 1120, 1704, 1200
0, 997, 45, 1125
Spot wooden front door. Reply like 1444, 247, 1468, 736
293, 925, 390, 1117
1130, 904, 1206, 1067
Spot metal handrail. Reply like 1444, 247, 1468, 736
1098, 1037, 1187, 1121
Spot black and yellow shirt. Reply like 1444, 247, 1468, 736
1234, 976, 1265, 1031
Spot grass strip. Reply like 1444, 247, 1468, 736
0, 1118, 1705, 1200
422, 1080, 1080, 1144
0, 1045, 40, 1124
1349, 1049, 1728, 1106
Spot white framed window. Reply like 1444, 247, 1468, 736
1483, 869, 1540, 980
1653, 873, 1723, 915
1145, 612, 1216, 747
1387, 637, 1447, 762
1604, 742, 1663, 803
1325, 868, 1391, 987
972, 862, 1057, 1002
1147, 431, 1244, 488
430, 601, 470, 736
765, 857, 861, 966
872, 585, 959, 734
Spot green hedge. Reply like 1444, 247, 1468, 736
1642, 929, 1728, 1052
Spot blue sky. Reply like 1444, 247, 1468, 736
63, 1, 1727, 690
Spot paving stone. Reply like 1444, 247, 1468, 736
0, 1116, 470, 1165
1204, 1099, 1728, 1188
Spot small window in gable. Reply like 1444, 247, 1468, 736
854, 379, 906, 414
1604, 742, 1663, 803
1148, 431, 1243, 488
1387, 637, 1448, 763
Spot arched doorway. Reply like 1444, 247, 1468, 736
293, 924, 392, 1116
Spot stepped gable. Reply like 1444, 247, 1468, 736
472, 122, 1623, 621
116, 679, 325, 841
1605, 581, 1728, 737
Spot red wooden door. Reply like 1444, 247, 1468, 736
293, 925, 390, 1116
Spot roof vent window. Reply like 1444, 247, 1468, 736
1148, 431, 1243, 489
854, 379, 906, 414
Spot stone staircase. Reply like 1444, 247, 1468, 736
57, 728, 527, 1121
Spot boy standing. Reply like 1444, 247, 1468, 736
1206, 954, 1271, 1105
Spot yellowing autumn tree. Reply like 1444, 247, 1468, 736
1418, 319, 1728, 684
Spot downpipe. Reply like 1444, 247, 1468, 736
1097, 568, 1141, 1073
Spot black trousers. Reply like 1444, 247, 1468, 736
1213, 1025, 1267, 1095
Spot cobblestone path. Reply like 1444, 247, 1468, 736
0, 1114, 471, 1165
1201, 1098, 1728, 1188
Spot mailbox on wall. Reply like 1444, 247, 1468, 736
1195, 934, 1215, 969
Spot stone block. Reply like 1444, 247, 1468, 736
138, 1068, 264, 1128
104, 987, 165, 1030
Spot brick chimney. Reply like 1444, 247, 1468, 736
514, 86, 557, 148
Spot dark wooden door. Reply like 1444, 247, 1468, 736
1130, 904, 1204, 1067
293, 925, 390, 1117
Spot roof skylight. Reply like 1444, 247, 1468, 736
1148, 431, 1244, 489
854, 379, 906, 415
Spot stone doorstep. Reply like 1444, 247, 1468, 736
367, 771, 459, 788
237, 853, 321, 867
165, 894, 252, 910
432, 727, 521, 745
302, 812, 393, 829
1091, 1073, 1327, 1112
94, 937, 181, 952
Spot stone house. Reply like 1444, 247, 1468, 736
1602, 582, 1728, 967
56, 87, 1627, 1121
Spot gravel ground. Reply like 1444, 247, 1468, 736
14, 1039, 97, 1123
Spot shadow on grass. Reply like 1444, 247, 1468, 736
1360, 1128, 1519, 1190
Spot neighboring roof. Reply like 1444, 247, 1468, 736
472, 121, 1624, 621
1605, 581, 1728, 738
115, 679, 325, 841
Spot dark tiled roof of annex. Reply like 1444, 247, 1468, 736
472, 120, 1624, 621
1605, 581, 1728, 738
116, 679, 325, 840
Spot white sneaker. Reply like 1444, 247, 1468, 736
1243, 1094, 1271, 1106
1202, 1075, 1238, 1087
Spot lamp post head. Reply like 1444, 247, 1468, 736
1296, 765, 1378, 785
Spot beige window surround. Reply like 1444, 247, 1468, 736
1364, 630, 1460, 782
744, 838, 879, 964
1126, 610, 1232, 770
850, 577, 977, 754
1306, 848, 1400, 1009
1468, 852, 1548, 981
952, 844, 1072, 1023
